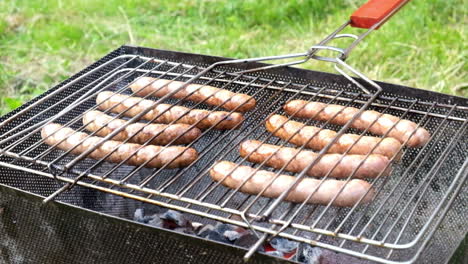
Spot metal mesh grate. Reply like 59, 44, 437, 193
0, 46, 466, 263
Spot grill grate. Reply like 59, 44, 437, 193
0, 46, 466, 264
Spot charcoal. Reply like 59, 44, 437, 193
192, 222, 204, 232
160, 210, 190, 227
134, 209, 166, 228
269, 237, 298, 253
206, 230, 230, 244
233, 226, 248, 234
213, 223, 250, 243
296, 243, 323, 264
133, 208, 155, 224
213, 223, 235, 234
223, 230, 242, 242
265, 251, 284, 258
258, 245, 265, 253
296, 243, 369, 264
174, 227, 195, 235
147, 215, 163, 228
197, 224, 214, 238
233, 233, 258, 248
135, 207, 338, 263
134, 208, 146, 223
161, 219, 179, 229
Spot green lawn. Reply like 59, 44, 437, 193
0, 0, 466, 115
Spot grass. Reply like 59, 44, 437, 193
0, 0, 466, 115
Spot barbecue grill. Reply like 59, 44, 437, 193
0, 1, 466, 263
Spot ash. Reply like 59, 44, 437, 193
134, 208, 369, 263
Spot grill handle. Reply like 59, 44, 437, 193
351, 0, 411, 29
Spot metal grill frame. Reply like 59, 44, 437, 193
0, 46, 467, 264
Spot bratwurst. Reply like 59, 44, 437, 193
239, 140, 391, 179
266, 115, 402, 159
284, 100, 430, 147
209, 161, 375, 207
83, 110, 201, 145
41, 123, 198, 168
130, 77, 256, 112
96, 91, 244, 130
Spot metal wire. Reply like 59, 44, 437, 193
0, 51, 466, 264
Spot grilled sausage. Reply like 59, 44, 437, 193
210, 161, 375, 207
265, 115, 402, 159
83, 110, 201, 145
41, 123, 198, 168
96, 91, 244, 130
284, 100, 430, 147
130, 77, 256, 112
239, 140, 391, 179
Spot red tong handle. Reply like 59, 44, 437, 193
350, 0, 410, 29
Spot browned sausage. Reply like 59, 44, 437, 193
130, 77, 256, 112
96, 91, 244, 130
41, 123, 198, 168
265, 115, 402, 159
284, 100, 430, 147
239, 140, 391, 179
83, 110, 201, 145
209, 161, 375, 207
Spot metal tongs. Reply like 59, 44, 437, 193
205, 0, 412, 95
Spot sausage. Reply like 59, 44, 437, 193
130, 77, 256, 112
284, 100, 430, 147
41, 123, 198, 168
209, 161, 375, 207
83, 110, 201, 145
96, 91, 244, 130
265, 115, 402, 159
239, 140, 391, 179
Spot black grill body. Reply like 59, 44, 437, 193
0, 182, 289, 264
0, 46, 466, 263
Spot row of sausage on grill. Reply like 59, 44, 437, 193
41, 77, 430, 207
